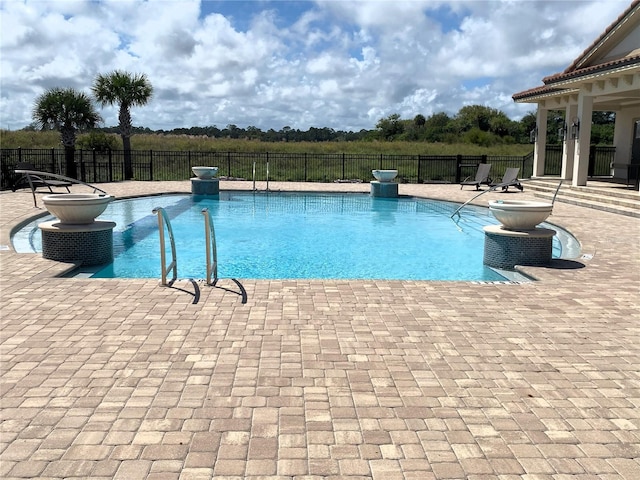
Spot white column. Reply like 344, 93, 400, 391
561, 105, 578, 180
533, 108, 548, 177
572, 93, 593, 187
613, 107, 634, 179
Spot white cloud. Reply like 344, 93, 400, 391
0, 0, 633, 132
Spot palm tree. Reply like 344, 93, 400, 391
32, 87, 102, 179
92, 70, 153, 180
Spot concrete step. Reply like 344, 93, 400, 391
527, 180, 640, 207
525, 179, 640, 218
528, 178, 638, 198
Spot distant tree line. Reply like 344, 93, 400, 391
374, 106, 614, 146
24, 93, 615, 157
84, 105, 613, 147
98, 124, 371, 143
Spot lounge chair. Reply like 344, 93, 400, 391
491, 167, 523, 192
460, 163, 492, 190
12, 162, 72, 193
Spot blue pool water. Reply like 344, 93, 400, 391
13, 192, 576, 281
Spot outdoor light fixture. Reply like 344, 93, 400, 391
558, 123, 567, 142
529, 126, 537, 143
571, 118, 580, 139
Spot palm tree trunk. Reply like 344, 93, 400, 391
122, 135, 133, 179
119, 105, 134, 179
64, 146, 77, 179
60, 127, 77, 179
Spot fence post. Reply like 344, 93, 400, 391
79, 150, 86, 182
149, 149, 153, 181
227, 152, 231, 177
18, 147, 22, 164
304, 153, 307, 182
342, 153, 346, 180
50, 148, 55, 173
481, 154, 487, 164
588, 145, 596, 177
455, 155, 463, 183
108, 149, 113, 183
144, 149, 149, 179
417, 155, 422, 183
92, 149, 97, 183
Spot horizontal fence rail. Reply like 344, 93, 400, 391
1, 146, 616, 191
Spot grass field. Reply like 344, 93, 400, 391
0, 130, 533, 156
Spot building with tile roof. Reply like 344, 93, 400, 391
513, 0, 640, 191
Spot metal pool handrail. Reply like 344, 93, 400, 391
201, 208, 218, 286
152, 207, 177, 286
450, 178, 564, 219
550, 179, 564, 205
251, 160, 270, 192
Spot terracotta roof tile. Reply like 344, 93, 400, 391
543, 55, 640, 84
512, 85, 564, 101
513, 55, 640, 100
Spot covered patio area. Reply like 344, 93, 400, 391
513, 1, 640, 192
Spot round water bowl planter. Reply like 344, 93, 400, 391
192, 166, 219, 179
372, 169, 398, 182
42, 193, 113, 225
489, 200, 553, 231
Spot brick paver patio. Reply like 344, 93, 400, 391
1, 181, 639, 479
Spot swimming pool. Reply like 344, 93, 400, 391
12, 192, 578, 281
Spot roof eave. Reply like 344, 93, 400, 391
513, 88, 576, 104
544, 57, 640, 85
514, 62, 640, 103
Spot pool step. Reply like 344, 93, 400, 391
526, 178, 640, 218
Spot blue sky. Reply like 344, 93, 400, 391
201, 1, 465, 34
0, 0, 632, 132
201, 1, 316, 29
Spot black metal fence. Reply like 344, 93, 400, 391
544, 145, 563, 176
543, 145, 616, 176
0, 146, 615, 191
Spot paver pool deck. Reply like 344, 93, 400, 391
1, 181, 639, 480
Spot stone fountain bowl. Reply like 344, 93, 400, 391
372, 169, 398, 182
192, 166, 219, 179
42, 193, 113, 225
489, 200, 553, 230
